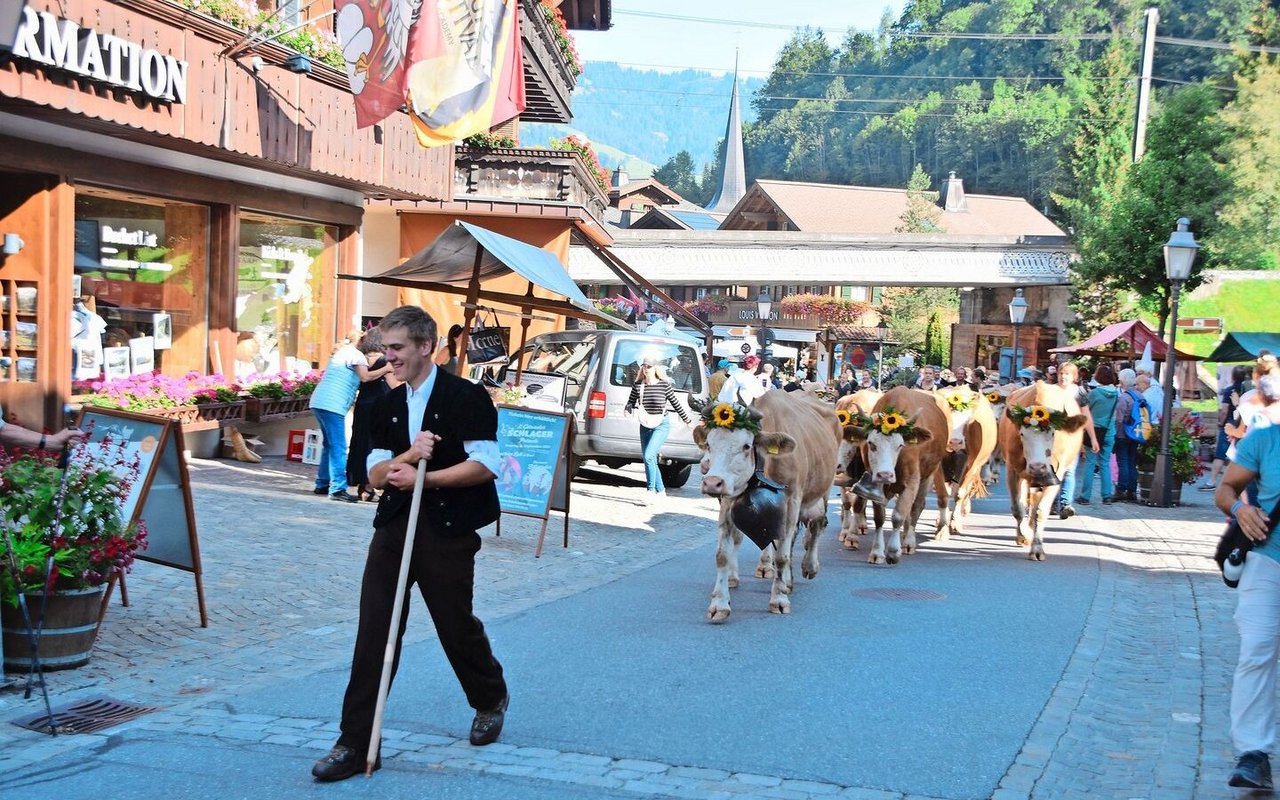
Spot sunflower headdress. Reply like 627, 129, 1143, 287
945, 392, 977, 412
848, 405, 916, 437
985, 389, 1003, 405
1006, 403, 1070, 431
701, 401, 762, 433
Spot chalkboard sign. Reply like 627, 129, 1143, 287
494, 405, 573, 556
74, 407, 208, 627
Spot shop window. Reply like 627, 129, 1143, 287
73, 188, 210, 381
236, 212, 337, 377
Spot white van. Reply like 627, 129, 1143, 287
487, 329, 710, 487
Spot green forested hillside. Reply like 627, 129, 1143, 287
523, 63, 764, 176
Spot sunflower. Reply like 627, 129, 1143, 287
881, 412, 904, 432
985, 390, 1001, 404
946, 393, 973, 411
712, 403, 736, 428
835, 409, 852, 427
1030, 406, 1051, 423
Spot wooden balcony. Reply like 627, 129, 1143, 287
455, 146, 608, 224
519, 0, 579, 123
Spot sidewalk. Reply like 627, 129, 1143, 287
0, 457, 1245, 798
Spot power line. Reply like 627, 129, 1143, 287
569, 97, 1126, 122
1154, 35, 1280, 55
584, 65, 1134, 83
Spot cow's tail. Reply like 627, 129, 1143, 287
965, 471, 990, 500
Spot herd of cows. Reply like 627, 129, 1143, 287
691, 381, 1089, 623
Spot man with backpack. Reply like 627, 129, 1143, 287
1113, 368, 1153, 503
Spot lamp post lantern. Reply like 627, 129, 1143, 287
756, 289, 774, 364
876, 317, 890, 389
1008, 288, 1028, 382
1150, 217, 1199, 508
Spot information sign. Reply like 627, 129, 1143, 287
494, 405, 572, 556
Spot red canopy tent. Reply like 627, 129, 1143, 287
1049, 320, 1201, 362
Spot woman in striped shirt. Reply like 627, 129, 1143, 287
625, 358, 695, 494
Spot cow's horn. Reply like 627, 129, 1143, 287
850, 472, 887, 504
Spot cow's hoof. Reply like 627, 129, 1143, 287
1015, 532, 1030, 547
769, 598, 791, 615
934, 527, 951, 542
868, 552, 885, 564
842, 539, 859, 551
755, 566, 776, 579
707, 606, 732, 623
802, 565, 818, 580
886, 552, 901, 565
902, 544, 916, 555
1029, 549, 1046, 562
727, 577, 739, 589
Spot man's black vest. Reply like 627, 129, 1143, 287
371, 369, 500, 536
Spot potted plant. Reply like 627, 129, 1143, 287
75, 372, 246, 425
0, 437, 147, 671
242, 369, 323, 421
1137, 412, 1207, 504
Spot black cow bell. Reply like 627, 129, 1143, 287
850, 472, 887, 504
730, 471, 787, 551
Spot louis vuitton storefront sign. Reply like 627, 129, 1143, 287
9, 6, 188, 103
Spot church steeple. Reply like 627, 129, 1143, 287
705, 55, 746, 214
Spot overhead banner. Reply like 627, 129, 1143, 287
405, 0, 525, 147
335, 0, 420, 128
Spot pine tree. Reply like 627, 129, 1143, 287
896, 164, 942, 233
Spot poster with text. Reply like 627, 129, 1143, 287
495, 406, 570, 517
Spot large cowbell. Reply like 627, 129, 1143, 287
730, 471, 787, 551
850, 472, 887, 504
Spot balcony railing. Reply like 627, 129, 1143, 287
519, 0, 578, 123
455, 146, 608, 224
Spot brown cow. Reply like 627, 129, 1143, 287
1000, 381, 1088, 561
834, 389, 884, 549
933, 387, 997, 538
845, 387, 949, 565
694, 390, 839, 621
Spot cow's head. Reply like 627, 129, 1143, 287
833, 406, 868, 487
1007, 403, 1088, 486
984, 387, 1010, 428
696, 403, 794, 497
941, 389, 980, 452
844, 408, 933, 485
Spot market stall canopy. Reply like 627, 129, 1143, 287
713, 338, 800, 361
1205, 332, 1280, 363
344, 220, 620, 328
1049, 319, 1201, 361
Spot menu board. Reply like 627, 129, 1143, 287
495, 405, 572, 517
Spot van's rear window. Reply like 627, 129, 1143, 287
609, 341, 704, 393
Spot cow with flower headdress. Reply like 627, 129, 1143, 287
844, 387, 950, 565
692, 389, 838, 622
834, 389, 883, 548
981, 384, 1016, 486
999, 381, 1088, 560
932, 386, 998, 538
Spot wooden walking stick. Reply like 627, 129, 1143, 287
366, 458, 427, 777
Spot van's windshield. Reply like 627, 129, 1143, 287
609, 340, 704, 393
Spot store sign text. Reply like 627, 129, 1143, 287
11, 8, 188, 103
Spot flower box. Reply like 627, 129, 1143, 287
195, 400, 248, 424
245, 396, 312, 422
138, 405, 204, 425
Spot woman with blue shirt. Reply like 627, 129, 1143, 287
1219, 373, 1280, 790
310, 332, 383, 502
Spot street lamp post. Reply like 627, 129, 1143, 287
876, 317, 890, 389
1008, 288, 1028, 382
756, 289, 774, 364
1149, 217, 1200, 508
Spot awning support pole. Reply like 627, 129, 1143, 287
455, 242, 485, 376
514, 282, 535, 386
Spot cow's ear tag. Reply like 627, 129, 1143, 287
766, 444, 780, 455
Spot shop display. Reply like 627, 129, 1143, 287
152, 312, 172, 350
15, 286, 36, 314
16, 357, 35, 383
71, 300, 107, 380
15, 321, 36, 349
104, 346, 130, 379
128, 336, 155, 374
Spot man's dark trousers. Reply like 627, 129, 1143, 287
336, 514, 507, 751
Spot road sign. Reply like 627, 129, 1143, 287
756, 327, 776, 349
1176, 317, 1224, 333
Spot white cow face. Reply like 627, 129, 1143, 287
943, 398, 976, 453
857, 426, 932, 485
699, 427, 795, 497
1017, 414, 1088, 486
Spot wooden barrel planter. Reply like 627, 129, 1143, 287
1, 586, 108, 671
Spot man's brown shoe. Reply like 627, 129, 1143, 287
311, 744, 380, 782
469, 695, 508, 746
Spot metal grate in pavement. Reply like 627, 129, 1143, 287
11, 696, 161, 734
853, 587, 947, 601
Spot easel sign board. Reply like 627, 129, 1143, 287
495, 405, 571, 516
73, 407, 208, 626
495, 405, 572, 556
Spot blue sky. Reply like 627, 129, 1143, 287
573, 1, 903, 76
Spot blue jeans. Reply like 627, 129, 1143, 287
639, 417, 671, 492
313, 407, 349, 495
1059, 460, 1077, 509
1114, 437, 1138, 494
1079, 426, 1115, 501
